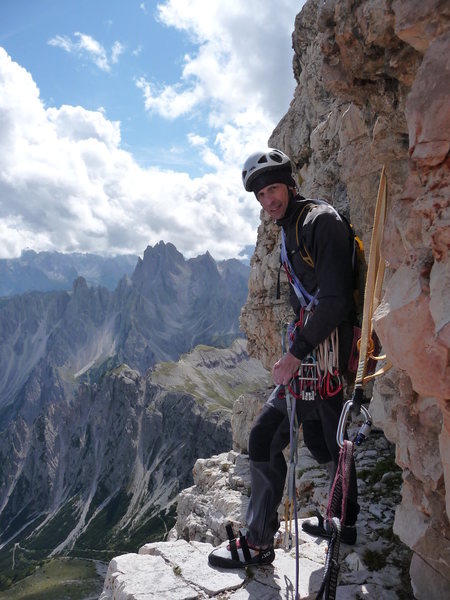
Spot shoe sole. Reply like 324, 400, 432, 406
302, 522, 357, 545
208, 548, 275, 569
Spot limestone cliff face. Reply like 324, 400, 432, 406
240, 1, 449, 597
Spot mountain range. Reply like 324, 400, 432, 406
0, 249, 139, 296
0, 241, 264, 587
0, 246, 254, 298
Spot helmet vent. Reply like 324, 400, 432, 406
269, 151, 283, 163
257, 156, 268, 164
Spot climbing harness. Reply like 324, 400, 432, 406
317, 167, 392, 600
285, 309, 342, 402
280, 203, 346, 402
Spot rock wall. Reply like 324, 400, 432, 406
240, 1, 450, 597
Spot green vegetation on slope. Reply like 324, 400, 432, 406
0, 557, 104, 600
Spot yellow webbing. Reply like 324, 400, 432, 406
356, 167, 392, 387
295, 203, 315, 267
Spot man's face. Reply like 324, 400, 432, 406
256, 183, 289, 220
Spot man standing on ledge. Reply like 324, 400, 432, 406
209, 148, 359, 569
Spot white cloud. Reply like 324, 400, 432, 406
47, 34, 73, 54
1, 1, 303, 261
153, 0, 298, 122
0, 47, 260, 260
48, 32, 124, 72
136, 76, 204, 119
111, 41, 125, 64
138, 0, 300, 189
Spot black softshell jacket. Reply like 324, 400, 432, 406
277, 195, 355, 370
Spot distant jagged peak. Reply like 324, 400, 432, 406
20, 248, 38, 259
72, 275, 89, 294
187, 250, 220, 278
188, 250, 215, 263
132, 241, 186, 285
143, 241, 185, 263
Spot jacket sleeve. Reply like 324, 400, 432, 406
289, 209, 354, 360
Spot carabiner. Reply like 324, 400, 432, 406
336, 400, 372, 448
336, 399, 353, 449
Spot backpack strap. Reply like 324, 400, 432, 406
278, 201, 319, 307
280, 229, 319, 308
295, 203, 315, 268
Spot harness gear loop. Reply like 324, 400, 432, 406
286, 309, 341, 402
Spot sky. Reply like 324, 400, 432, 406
0, 0, 303, 261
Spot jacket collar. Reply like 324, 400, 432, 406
276, 193, 307, 228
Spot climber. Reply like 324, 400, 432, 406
208, 148, 359, 569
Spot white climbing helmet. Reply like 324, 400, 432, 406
242, 148, 293, 193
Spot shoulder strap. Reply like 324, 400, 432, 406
295, 203, 315, 268
280, 229, 319, 308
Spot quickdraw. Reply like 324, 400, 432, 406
288, 356, 319, 401
316, 327, 342, 399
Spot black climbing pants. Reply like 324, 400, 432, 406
245, 385, 359, 547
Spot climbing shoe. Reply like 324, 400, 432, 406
301, 511, 357, 545
208, 525, 275, 569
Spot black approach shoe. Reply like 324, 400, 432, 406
301, 511, 357, 545
208, 525, 275, 569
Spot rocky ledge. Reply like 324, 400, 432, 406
99, 418, 414, 599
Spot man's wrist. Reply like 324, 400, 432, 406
290, 333, 314, 360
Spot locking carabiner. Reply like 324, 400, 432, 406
336, 399, 372, 449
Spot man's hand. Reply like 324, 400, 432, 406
272, 351, 301, 386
